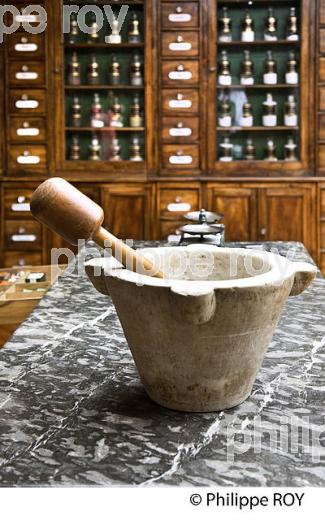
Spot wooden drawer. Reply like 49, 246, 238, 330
9, 89, 46, 115
321, 254, 325, 276
161, 32, 199, 57
321, 0, 325, 25
8, 145, 47, 174
319, 115, 325, 141
8, 61, 46, 87
4, 220, 43, 250
159, 186, 201, 218
161, 116, 199, 142
162, 144, 200, 170
161, 89, 199, 114
320, 221, 325, 248
317, 144, 325, 169
320, 29, 325, 54
161, 2, 199, 29
320, 87, 325, 111
319, 57, 325, 82
3, 187, 34, 218
320, 189, 325, 215
159, 220, 185, 240
9, 117, 46, 142
7, 33, 45, 58
3, 251, 43, 268
162, 60, 199, 86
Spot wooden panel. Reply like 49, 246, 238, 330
7, 32, 45, 59
161, 144, 200, 170
320, 188, 325, 215
319, 87, 325, 110
319, 57, 325, 82
4, 220, 43, 250
8, 144, 47, 174
319, 114, 325, 140
320, 221, 325, 248
158, 184, 201, 218
161, 116, 199, 142
320, 29, 325, 54
317, 144, 325, 168
159, 220, 186, 240
9, 117, 46, 142
258, 186, 315, 253
161, 89, 199, 115
161, 60, 199, 86
161, 2, 199, 29
207, 185, 257, 242
8, 61, 46, 87
9, 89, 46, 115
3, 251, 43, 268
161, 32, 199, 58
320, 254, 325, 276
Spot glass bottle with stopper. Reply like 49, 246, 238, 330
107, 19, 122, 44
71, 96, 82, 127
219, 7, 232, 43
287, 7, 299, 41
68, 13, 79, 44
109, 138, 121, 161
264, 138, 278, 161
219, 136, 233, 162
218, 96, 232, 128
129, 94, 143, 128
110, 96, 123, 128
263, 50, 277, 85
262, 93, 277, 127
244, 138, 256, 160
130, 54, 143, 86
240, 100, 254, 127
284, 137, 298, 161
88, 134, 101, 161
284, 95, 298, 127
285, 52, 299, 85
108, 56, 121, 85
69, 135, 80, 160
87, 13, 100, 44
264, 7, 278, 41
240, 50, 254, 85
67, 51, 81, 86
129, 137, 143, 161
90, 93, 104, 129
128, 12, 141, 43
218, 50, 231, 86
241, 10, 255, 42
87, 55, 100, 85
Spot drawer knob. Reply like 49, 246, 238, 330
176, 93, 183, 100
176, 35, 184, 43
22, 121, 30, 128
21, 36, 28, 44
22, 65, 29, 72
177, 122, 184, 128
260, 228, 267, 237
177, 150, 184, 156
23, 150, 30, 156
177, 64, 185, 71
176, 6, 183, 13
21, 94, 29, 100
175, 196, 182, 203
18, 227, 26, 234
18, 259, 26, 266
17, 196, 26, 203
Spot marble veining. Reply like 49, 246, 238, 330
0, 241, 325, 487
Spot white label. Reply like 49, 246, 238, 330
17, 127, 40, 137
169, 99, 192, 108
218, 116, 232, 128
240, 76, 254, 85
241, 31, 255, 42
107, 35, 122, 44
284, 115, 298, 127
264, 34, 278, 41
16, 72, 38, 80
11, 234, 37, 242
168, 13, 191, 23
169, 42, 192, 51
287, 34, 299, 41
218, 75, 232, 86
169, 127, 192, 136
15, 43, 38, 52
16, 100, 39, 109
285, 72, 298, 85
219, 35, 232, 43
11, 203, 31, 212
167, 203, 191, 212
240, 116, 253, 127
262, 115, 277, 127
169, 70, 192, 80
91, 120, 104, 128
169, 155, 193, 165
219, 157, 233, 162
17, 155, 40, 164
15, 14, 38, 22
263, 73, 277, 85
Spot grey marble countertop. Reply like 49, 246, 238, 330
1, 241, 325, 487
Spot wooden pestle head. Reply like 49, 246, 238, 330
31, 178, 104, 246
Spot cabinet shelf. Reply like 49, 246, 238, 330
217, 84, 299, 89
64, 85, 145, 90
65, 127, 145, 132
218, 40, 299, 47
65, 43, 144, 49
217, 126, 299, 131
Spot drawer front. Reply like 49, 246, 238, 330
159, 187, 201, 218
161, 2, 199, 29
161, 89, 199, 114
319, 114, 325, 141
321, 0, 325, 25
161, 32, 199, 57
3, 251, 43, 268
317, 144, 325, 169
9, 89, 46, 115
319, 57, 325, 82
7, 33, 45, 58
162, 144, 199, 170
8, 61, 46, 87
162, 60, 199, 86
8, 145, 47, 173
320, 189, 325, 215
320, 29, 325, 54
5, 220, 43, 250
320, 87, 325, 111
4, 187, 34, 218
9, 117, 46, 142
321, 221, 325, 248
161, 116, 199, 142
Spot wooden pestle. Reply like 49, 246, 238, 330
30, 178, 165, 278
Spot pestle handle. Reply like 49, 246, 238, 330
30, 178, 164, 279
